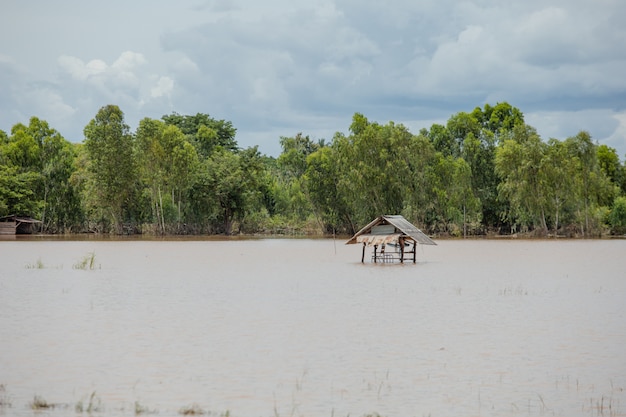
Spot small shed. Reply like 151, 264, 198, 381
0, 215, 42, 235
346, 215, 436, 263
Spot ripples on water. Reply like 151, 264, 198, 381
1, 238, 625, 416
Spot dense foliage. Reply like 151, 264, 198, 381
2, 103, 626, 236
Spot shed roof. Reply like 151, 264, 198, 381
346, 215, 436, 246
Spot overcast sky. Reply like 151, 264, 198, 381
1, 0, 625, 157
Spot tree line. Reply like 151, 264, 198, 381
2, 102, 626, 236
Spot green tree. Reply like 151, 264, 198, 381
338, 115, 415, 226
473, 102, 525, 136
0, 166, 42, 217
275, 133, 321, 221
564, 131, 615, 235
0, 118, 80, 231
304, 143, 352, 233
83, 105, 136, 233
429, 153, 480, 235
162, 112, 237, 158
495, 124, 548, 233
136, 118, 198, 232
426, 123, 457, 157
189, 147, 262, 234
540, 138, 576, 233
597, 144, 625, 193
608, 196, 626, 234
446, 111, 481, 156
0, 124, 43, 218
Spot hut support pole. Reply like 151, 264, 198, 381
361, 242, 366, 263
400, 237, 405, 263
413, 242, 417, 263
373, 245, 378, 263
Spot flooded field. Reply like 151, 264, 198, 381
0, 237, 625, 417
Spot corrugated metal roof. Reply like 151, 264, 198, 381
346, 215, 436, 245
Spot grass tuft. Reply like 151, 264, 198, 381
30, 395, 53, 410
76, 391, 102, 413
0, 384, 11, 408
25, 258, 45, 269
134, 400, 156, 415
179, 403, 207, 415
73, 251, 99, 270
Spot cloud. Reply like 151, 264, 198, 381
151, 76, 174, 99
607, 112, 626, 157
0, 0, 624, 157
58, 55, 107, 81
58, 51, 147, 91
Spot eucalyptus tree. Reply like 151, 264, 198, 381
189, 146, 263, 234
495, 124, 549, 233
426, 123, 457, 157
136, 118, 198, 232
83, 105, 136, 233
304, 141, 353, 233
32, 119, 81, 232
564, 131, 616, 235
540, 138, 577, 233
401, 133, 438, 229
472, 102, 525, 137
597, 144, 625, 194
336, 114, 415, 227
276, 133, 321, 220
609, 196, 626, 234
162, 112, 237, 158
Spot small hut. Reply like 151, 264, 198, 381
0, 215, 42, 235
346, 215, 436, 263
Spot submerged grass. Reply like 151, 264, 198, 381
30, 395, 54, 410
134, 400, 157, 415
73, 251, 99, 270
0, 384, 11, 408
75, 391, 102, 413
179, 403, 207, 415
25, 258, 45, 269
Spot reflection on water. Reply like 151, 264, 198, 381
1, 238, 625, 416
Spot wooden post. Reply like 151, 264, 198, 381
373, 245, 378, 263
361, 242, 366, 263
413, 241, 417, 263
399, 236, 405, 263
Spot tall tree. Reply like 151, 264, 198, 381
189, 147, 262, 234
564, 131, 616, 235
304, 143, 352, 233
162, 112, 237, 158
495, 124, 548, 233
136, 118, 198, 232
0, 118, 80, 231
597, 144, 625, 193
83, 105, 136, 233
540, 138, 576, 233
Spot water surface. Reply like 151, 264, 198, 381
1, 238, 625, 416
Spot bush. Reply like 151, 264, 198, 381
609, 196, 626, 234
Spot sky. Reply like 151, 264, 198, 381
1, 0, 625, 158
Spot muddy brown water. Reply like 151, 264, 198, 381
0, 238, 625, 416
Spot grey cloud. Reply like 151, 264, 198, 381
0, 0, 624, 157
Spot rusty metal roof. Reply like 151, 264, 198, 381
346, 215, 436, 246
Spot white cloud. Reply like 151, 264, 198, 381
57, 55, 105, 81
151, 76, 174, 98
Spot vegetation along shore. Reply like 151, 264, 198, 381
2, 102, 626, 237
